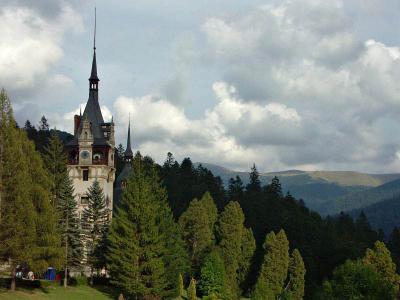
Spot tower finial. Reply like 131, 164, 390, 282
124, 113, 133, 160
94, 7, 96, 50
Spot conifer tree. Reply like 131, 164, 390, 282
238, 228, 256, 290
178, 273, 184, 299
58, 173, 83, 287
188, 278, 197, 300
107, 154, 185, 298
287, 249, 305, 300
216, 201, 246, 297
199, 251, 226, 297
253, 229, 289, 299
246, 164, 261, 194
362, 240, 400, 293
228, 176, 244, 201
43, 131, 67, 207
0, 89, 62, 290
179, 192, 218, 273
82, 180, 110, 284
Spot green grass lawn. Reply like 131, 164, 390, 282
0, 281, 113, 300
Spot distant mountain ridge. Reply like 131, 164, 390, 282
195, 162, 400, 217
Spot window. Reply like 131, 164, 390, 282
83, 169, 89, 181
81, 196, 89, 205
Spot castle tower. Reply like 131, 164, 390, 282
66, 14, 115, 219
114, 118, 134, 206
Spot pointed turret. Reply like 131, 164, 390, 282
89, 7, 99, 90
124, 117, 133, 161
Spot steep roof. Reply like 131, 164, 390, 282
124, 119, 133, 158
67, 49, 108, 146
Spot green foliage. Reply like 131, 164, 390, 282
57, 173, 83, 269
362, 240, 400, 293
238, 228, 256, 291
160, 154, 226, 218
287, 249, 305, 300
319, 260, 396, 300
43, 131, 67, 208
188, 278, 197, 300
179, 192, 218, 273
253, 230, 289, 299
178, 273, 184, 298
216, 201, 248, 297
82, 180, 110, 273
107, 154, 184, 298
0, 89, 62, 290
199, 251, 226, 297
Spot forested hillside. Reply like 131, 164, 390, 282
12, 107, 399, 299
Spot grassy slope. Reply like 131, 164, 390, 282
0, 284, 112, 300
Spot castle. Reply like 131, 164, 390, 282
65, 21, 133, 218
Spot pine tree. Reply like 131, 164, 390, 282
246, 164, 261, 194
253, 229, 289, 299
238, 228, 256, 291
38, 115, 49, 131
43, 131, 67, 207
107, 154, 182, 298
0, 89, 62, 290
57, 173, 83, 287
216, 201, 245, 297
199, 251, 226, 297
362, 240, 400, 293
179, 192, 218, 273
178, 273, 184, 299
287, 249, 305, 300
388, 227, 400, 272
266, 176, 282, 198
82, 180, 110, 284
228, 176, 244, 201
188, 278, 197, 300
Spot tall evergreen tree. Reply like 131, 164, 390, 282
362, 240, 400, 294
199, 251, 226, 297
216, 201, 246, 298
253, 229, 289, 299
38, 115, 49, 131
246, 164, 261, 194
0, 89, 62, 290
238, 228, 256, 292
287, 249, 305, 300
82, 180, 110, 284
43, 131, 67, 207
57, 173, 83, 287
228, 176, 244, 202
188, 278, 197, 300
388, 227, 400, 272
179, 192, 218, 274
107, 154, 186, 298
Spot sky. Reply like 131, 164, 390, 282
2, 0, 400, 173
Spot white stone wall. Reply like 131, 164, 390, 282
68, 164, 115, 219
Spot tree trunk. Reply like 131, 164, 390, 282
64, 211, 69, 288
90, 267, 94, 286
10, 267, 16, 291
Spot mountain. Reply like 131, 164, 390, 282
349, 195, 400, 235
324, 178, 400, 216
195, 162, 400, 214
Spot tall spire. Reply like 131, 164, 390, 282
89, 7, 99, 90
124, 115, 133, 160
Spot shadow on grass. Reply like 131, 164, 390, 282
92, 283, 121, 299
0, 277, 61, 295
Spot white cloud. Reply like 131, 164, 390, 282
110, 81, 303, 171
0, 4, 83, 95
